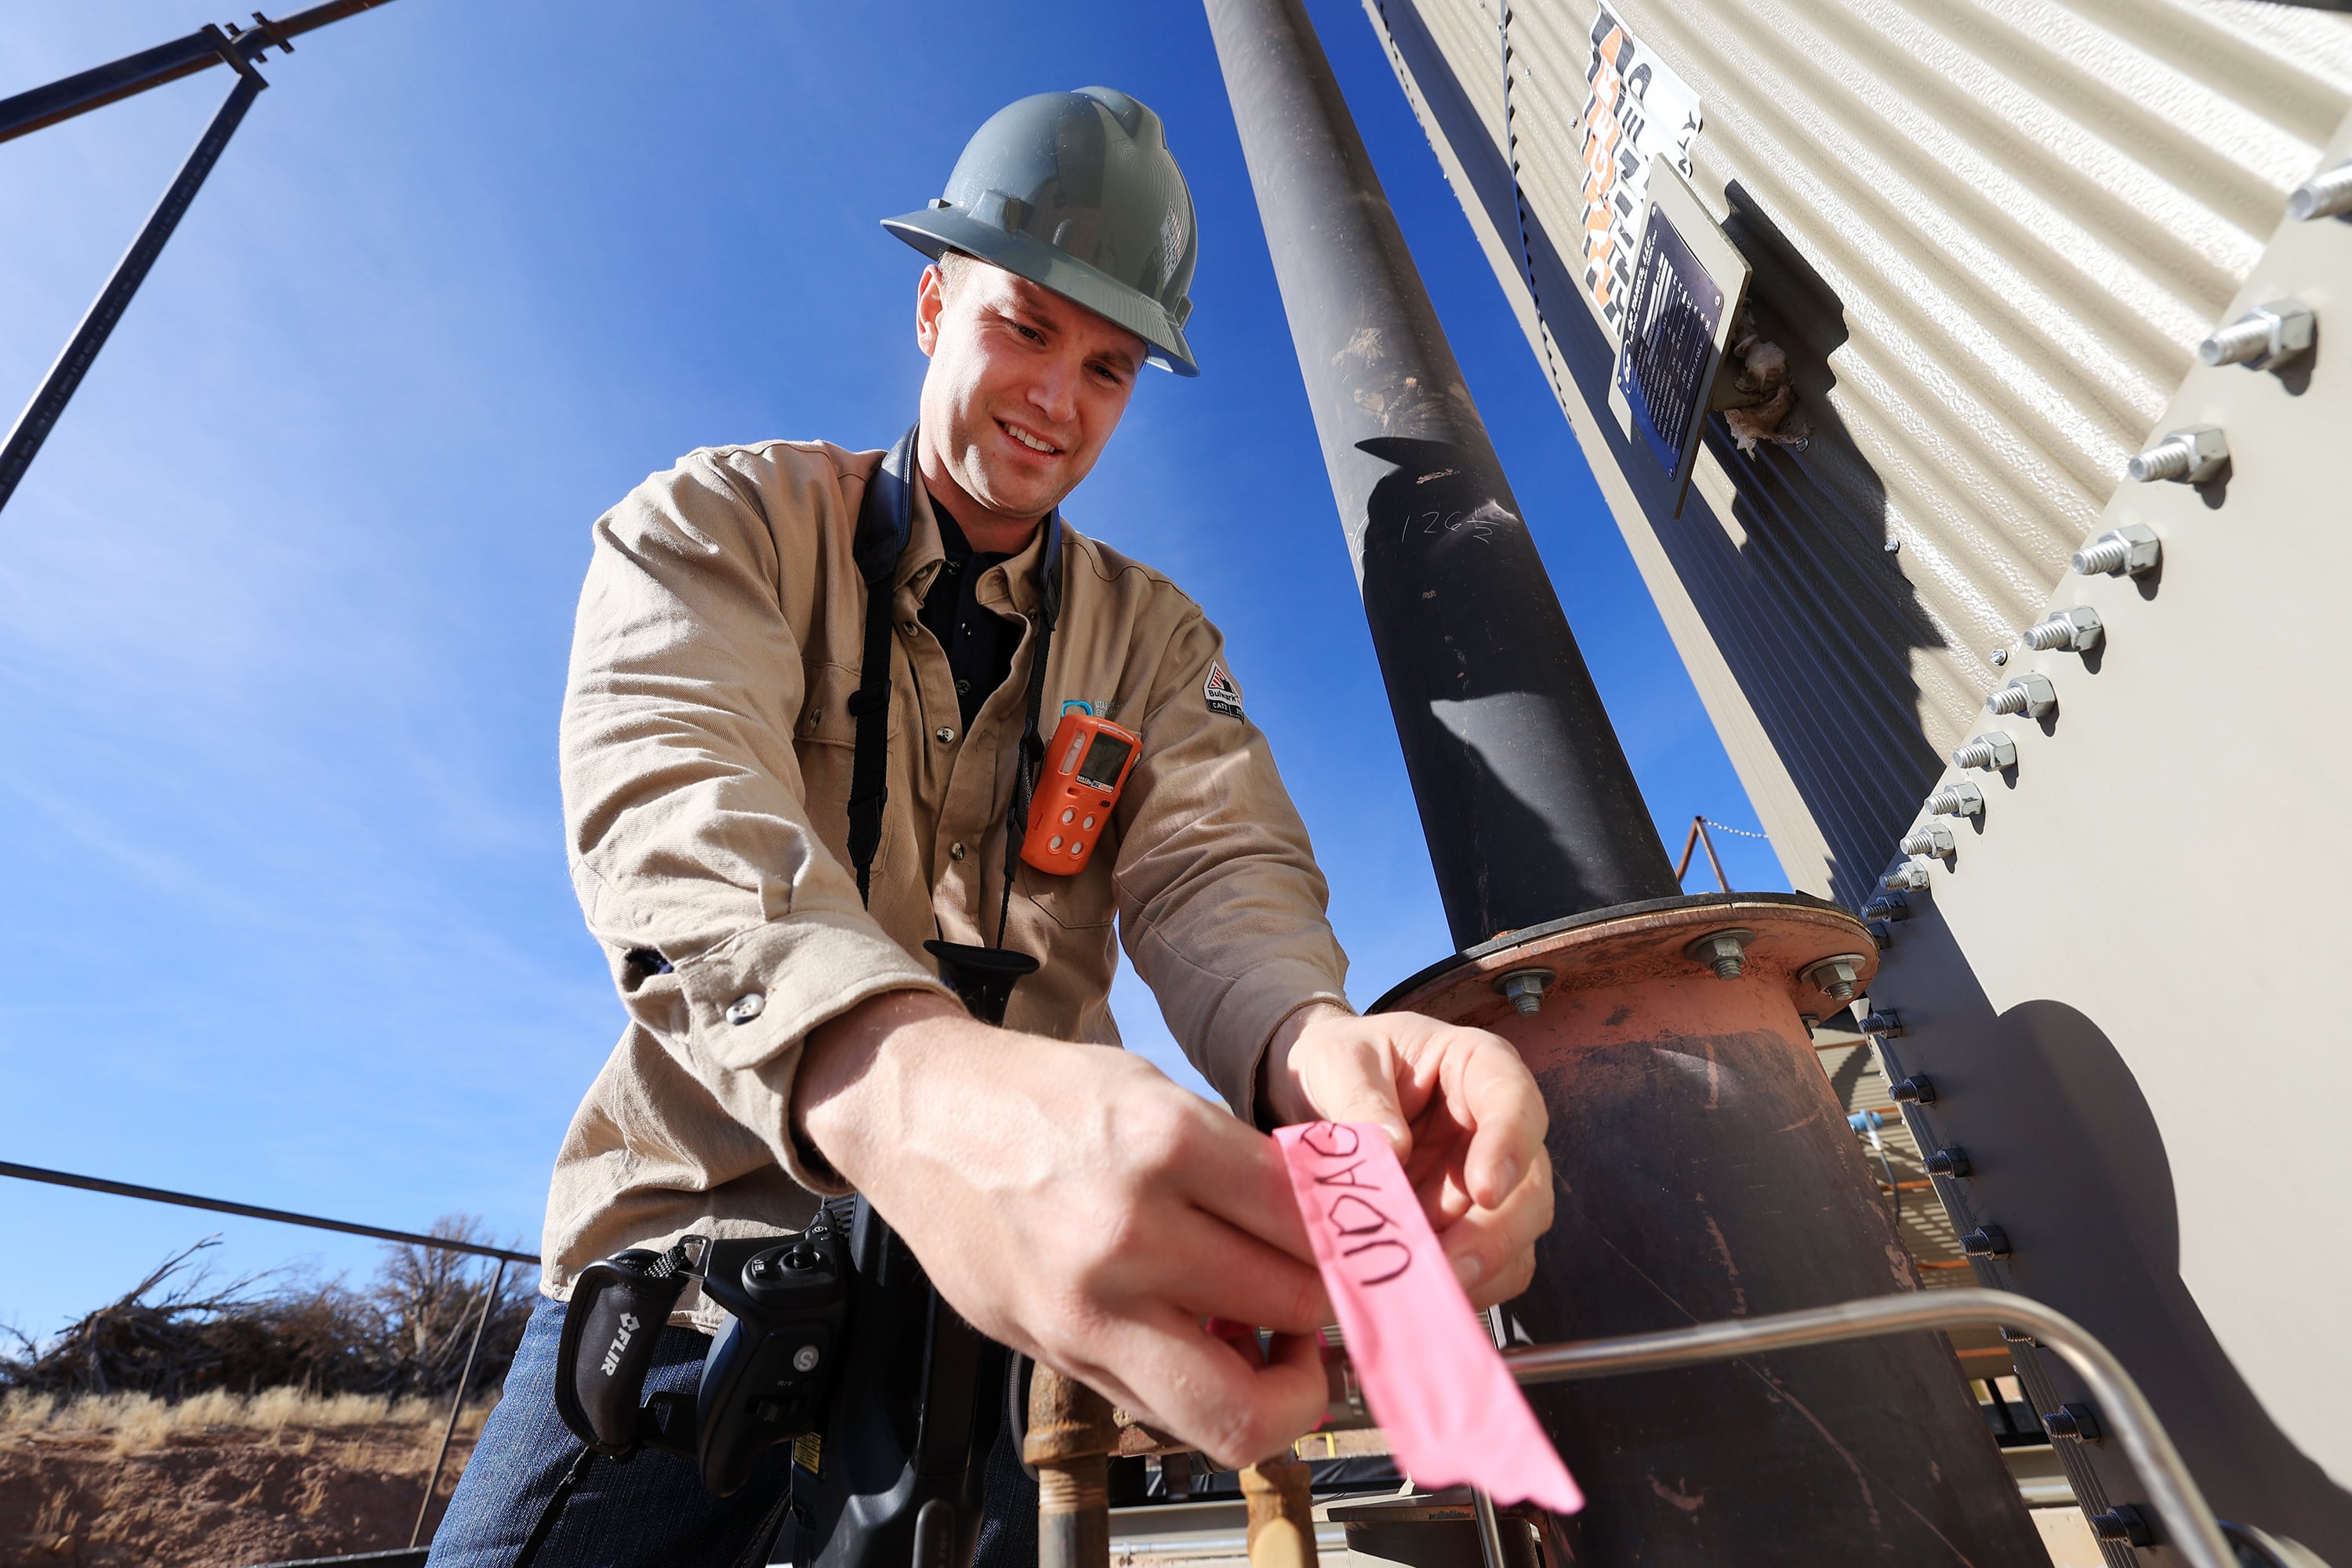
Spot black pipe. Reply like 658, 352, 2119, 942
0, 1, 401, 517
0, 0, 400, 144
0, 60, 266, 515
1203, 0, 1676, 949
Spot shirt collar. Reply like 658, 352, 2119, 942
902, 484, 1062, 619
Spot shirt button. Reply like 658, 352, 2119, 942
955, 678, 971, 696
949, 842, 967, 861
724, 992, 765, 1025
935, 725, 956, 743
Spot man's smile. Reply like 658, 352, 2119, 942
996, 417, 1064, 456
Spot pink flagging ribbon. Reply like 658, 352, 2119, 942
1275, 1121, 1582, 1514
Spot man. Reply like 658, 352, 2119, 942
430, 87, 1552, 1568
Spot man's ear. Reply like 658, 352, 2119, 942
915, 264, 946, 358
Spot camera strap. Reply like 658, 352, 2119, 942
846, 423, 1063, 950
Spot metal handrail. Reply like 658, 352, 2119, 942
1497, 1287, 2234, 1568
0, 1159, 539, 1265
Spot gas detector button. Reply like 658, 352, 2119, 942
1061, 808, 1075, 823
1049, 835, 1064, 851
1082, 815, 1096, 829
1068, 842, 1083, 857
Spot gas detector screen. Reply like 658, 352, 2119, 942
1074, 732, 1133, 790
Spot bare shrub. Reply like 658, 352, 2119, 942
0, 1218, 537, 1406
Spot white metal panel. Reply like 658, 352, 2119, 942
1363, 0, 2352, 905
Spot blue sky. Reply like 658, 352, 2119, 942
0, 0, 1784, 1341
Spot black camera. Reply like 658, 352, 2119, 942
541, 941, 1035, 1568
553, 1220, 849, 1494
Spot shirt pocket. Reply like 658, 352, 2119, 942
1020, 848, 1117, 931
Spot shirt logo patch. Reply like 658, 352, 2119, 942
1203, 662, 1245, 720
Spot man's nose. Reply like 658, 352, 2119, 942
1026, 357, 1080, 426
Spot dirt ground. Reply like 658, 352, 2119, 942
0, 1403, 479, 1568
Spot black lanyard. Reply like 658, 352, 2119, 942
847, 424, 1061, 947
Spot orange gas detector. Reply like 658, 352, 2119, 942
1022, 709, 1139, 873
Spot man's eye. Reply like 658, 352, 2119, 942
1014, 323, 1044, 343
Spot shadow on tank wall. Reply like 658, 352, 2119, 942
1881, 902, 2352, 1560
1372, 0, 1949, 909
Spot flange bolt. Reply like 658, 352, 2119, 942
2125, 425, 2227, 485
1987, 673, 2056, 719
1802, 954, 1868, 1004
1959, 1224, 2009, 1256
1686, 928, 1757, 981
2198, 299, 2313, 371
1926, 782, 1983, 818
2043, 1403, 2103, 1443
2089, 1506, 2153, 1548
1951, 732, 2017, 771
1900, 824, 1955, 858
1890, 1074, 1937, 1105
2020, 606, 2102, 654
1923, 1146, 1971, 1178
2071, 524, 2161, 578
1493, 967, 1555, 1017
1882, 858, 1933, 891
2288, 158, 2352, 221
1858, 1010, 1904, 1037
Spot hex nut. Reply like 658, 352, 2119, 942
1891, 1075, 1938, 1105
1900, 823, 1955, 858
2290, 159, 2352, 221
2020, 606, 2102, 654
1861, 892, 1911, 922
2071, 524, 2161, 578
1686, 928, 1757, 982
2043, 1403, 2103, 1443
1802, 953, 1868, 1004
2198, 299, 2314, 372
1926, 782, 1984, 818
2126, 424, 2228, 485
1858, 1009, 1904, 1037
1951, 732, 2018, 771
1493, 967, 1555, 1018
1987, 673, 2057, 719
1960, 1225, 2008, 1256
2089, 1507, 2152, 1548
1881, 858, 1933, 891
1924, 1146, 1972, 1178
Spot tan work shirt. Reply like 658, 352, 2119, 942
543, 439, 1352, 1310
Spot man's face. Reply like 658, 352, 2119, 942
916, 260, 1147, 526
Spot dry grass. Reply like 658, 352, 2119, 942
2, 1389, 495, 1566
2, 1385, 491, 1455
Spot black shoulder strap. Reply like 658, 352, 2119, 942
846, 426, 917, 907
845, 423, 1065, 938
995, 517, 1062, 946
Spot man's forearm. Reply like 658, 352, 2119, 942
791, 987, 971, 1187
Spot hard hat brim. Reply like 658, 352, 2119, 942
884, 208, 1200, 378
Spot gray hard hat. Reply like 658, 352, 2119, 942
884, 88, 1200, 376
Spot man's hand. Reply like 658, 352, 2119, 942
1258, 1004, 1552, 1308
794, 990, 1333, 1468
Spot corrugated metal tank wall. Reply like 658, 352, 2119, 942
1360, 0, 2352, 906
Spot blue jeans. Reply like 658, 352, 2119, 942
430, 1297, 1037, 1568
